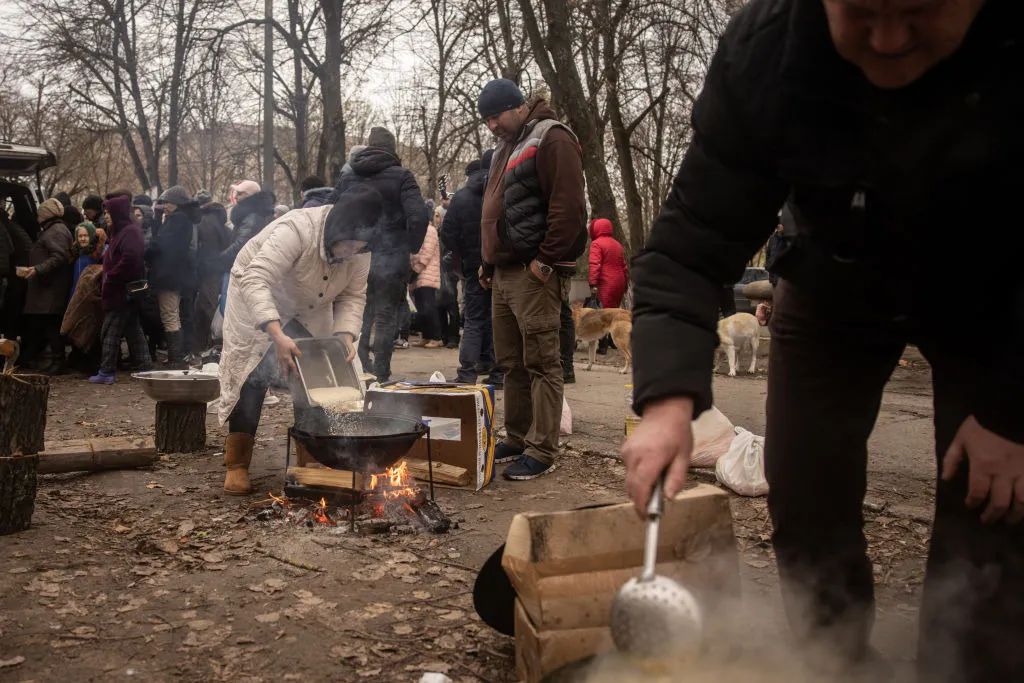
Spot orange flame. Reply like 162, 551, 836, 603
368, 461, 418, 500
312, 497, 334, 525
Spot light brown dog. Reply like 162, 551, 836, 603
570, 302, 633, 374
717, 312, 760, 376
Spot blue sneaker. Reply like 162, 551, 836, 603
493, 441, 524, 464
88, 371, 116, 385
503, 455, 556, 481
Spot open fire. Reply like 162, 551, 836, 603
257, 459, 451, 534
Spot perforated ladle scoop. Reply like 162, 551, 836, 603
610, 474, 703, 657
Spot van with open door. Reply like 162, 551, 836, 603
0, 142, 57, 240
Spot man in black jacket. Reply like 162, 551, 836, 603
218, 182, 275, 272
624, 1, 1023, 680
440, 151, 502, 385
194, 191, 232, 350
331, 126, 428, 382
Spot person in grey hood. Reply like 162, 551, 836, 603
329, 128, 428, 382
300, 175, 333, 209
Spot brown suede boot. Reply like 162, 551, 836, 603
223, 432, 255, 495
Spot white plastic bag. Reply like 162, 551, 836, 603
210, 307, 224, 341
690, 406, 735, 468
560, 396, 572, 435
429, 370, 447, 383
715, 427, 768, 496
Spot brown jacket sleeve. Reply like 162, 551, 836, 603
535, 128, 587, 266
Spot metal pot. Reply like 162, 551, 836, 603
132, 370, 220, 403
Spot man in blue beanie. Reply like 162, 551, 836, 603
476, 79, 587, 481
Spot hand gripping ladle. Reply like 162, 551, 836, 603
610, 473, 703, 657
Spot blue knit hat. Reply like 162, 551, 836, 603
477, 79, 525, 119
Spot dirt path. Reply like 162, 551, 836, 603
0, 346, 935, 681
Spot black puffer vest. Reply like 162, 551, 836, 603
500, 119, 582, 263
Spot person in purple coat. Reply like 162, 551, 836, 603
89, 194, 152, 384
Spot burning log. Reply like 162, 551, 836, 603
356, 517, 394, 535
154, 401, 207, 453
412, 498, 451, 534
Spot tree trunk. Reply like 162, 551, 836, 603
518, 0, 621, 230
290, 0, 309, 204
0, 455, 38, 535
155, 402, 207, 453
320, 0, 346, 184
0, 374, 49, 457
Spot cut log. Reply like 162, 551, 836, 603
0, 454, 38, 535
403, 458, 470, 487
154, 401, 206, 453
38, 437, 158, 474
0, 373, 49, 456
287, 466, 363, 490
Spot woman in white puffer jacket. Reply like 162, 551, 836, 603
216, 185, 383, 495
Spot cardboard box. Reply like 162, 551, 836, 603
502, 483, 738, 631
514, 598, 612, 683
365, 384, 495, 489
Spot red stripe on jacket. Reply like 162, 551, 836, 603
505, 145, 538, 172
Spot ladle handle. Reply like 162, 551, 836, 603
640, 473, 665, 581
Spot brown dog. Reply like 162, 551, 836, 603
570, 302, 633, 374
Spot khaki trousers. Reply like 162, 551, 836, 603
156, 290, 181, 333
491, 264, 565, 465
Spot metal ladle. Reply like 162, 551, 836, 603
610, 474, 704, 657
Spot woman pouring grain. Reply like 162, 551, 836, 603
215, 185, 384, 495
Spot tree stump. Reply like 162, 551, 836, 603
0, 373, 49, 456
0, 455, 38, 534
155, 402, 207, 453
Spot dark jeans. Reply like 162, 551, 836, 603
438, 277, 460, 345
178, 288, 197, 355
358, 269, 407, 382
766, 281, 1024, 681
412, 287, 440, 341
193, 274, 222, 350
559, 300, 575, 376
99, 303, 151, 374
397, 297, 411, 341
23, 314, 63, 365
228, 320, 326, 436
457, 277, 497, 383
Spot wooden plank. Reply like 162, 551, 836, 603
38, 436, 157, 474
403, 457, 470, 487
287, 466, 363, 490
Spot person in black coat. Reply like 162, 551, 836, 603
0, 211, 32, 342
440, 151, 501, 385
330, 126, 429, 382
217, 186, 275, 272
624, 1, 1024, 679
21, 198, 73, 373
53, 192, 84, 229
194, 193, 232, 351
299, 175, 334, 209
146, 185, 198, 367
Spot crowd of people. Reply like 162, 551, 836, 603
0, 130, 626, 404
0, 182, 281, 380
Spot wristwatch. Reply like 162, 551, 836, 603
536, 261, 554, 277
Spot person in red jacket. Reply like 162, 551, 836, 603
587, 218, 628, 354
587, 218, 628, 307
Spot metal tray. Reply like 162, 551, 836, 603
291, 336, 363, 408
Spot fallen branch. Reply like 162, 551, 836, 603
404, 549, 476, 573
255, 547, 324, 572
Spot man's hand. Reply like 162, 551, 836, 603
621, 396, 695, 515
335, 332, 357, 362
590, 285, 599, 297
942, 415, 1024, 524
478, 266, 493, 290
17, 266, 36, 279
529, 259, 551, 283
